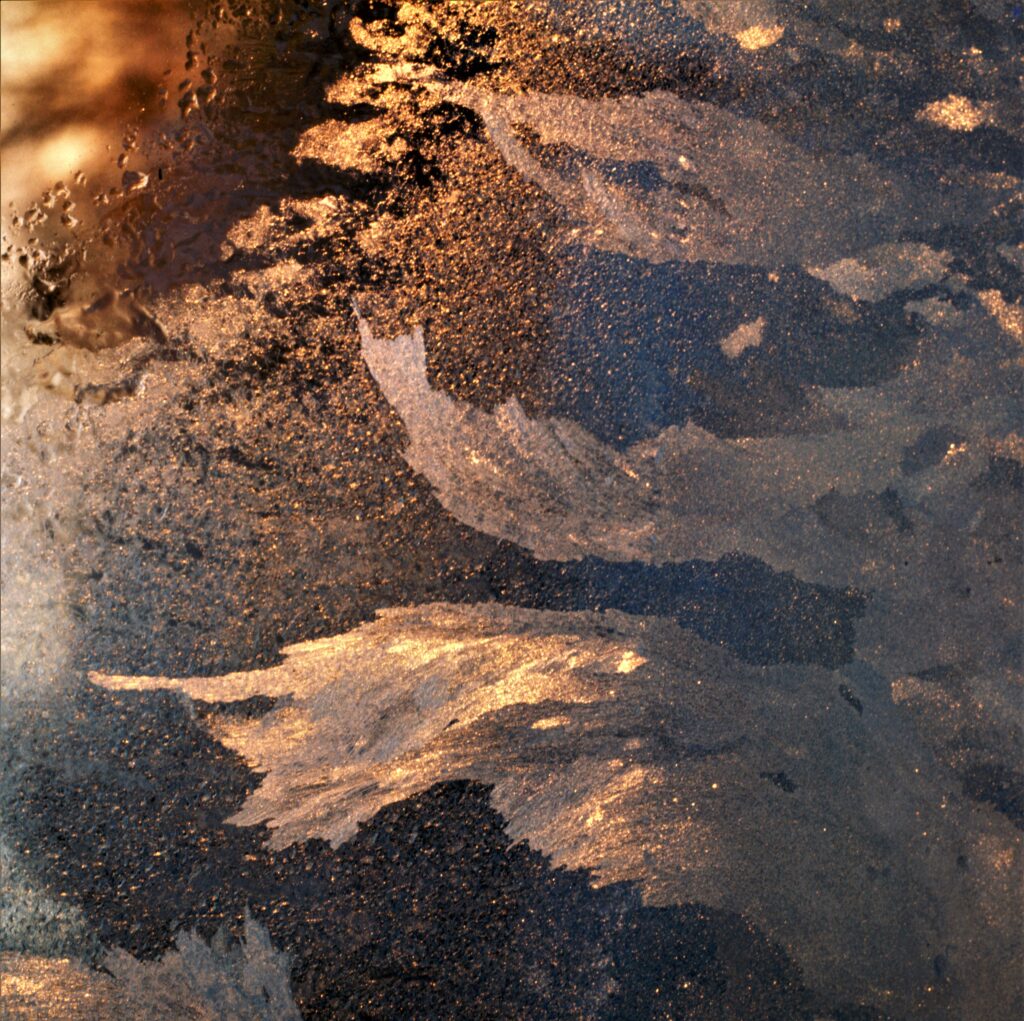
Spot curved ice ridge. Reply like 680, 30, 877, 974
434, 83, 1019, 270
357, 300, 1022, 710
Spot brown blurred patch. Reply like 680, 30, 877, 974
0, 0, 194, 209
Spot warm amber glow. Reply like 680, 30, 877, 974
0, 0, 189, 207
0, 955, 126, 1019
734, 24, 785, 50
917, 94, 994, 132
977, 290, 1024, 344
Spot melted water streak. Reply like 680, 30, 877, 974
93, 602, 1021, 1019
430, 82, 1018, 270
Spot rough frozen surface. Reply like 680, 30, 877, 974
358, 301, 1021, 700
3, 1, 1022, 1019
0, 841, 101, 962
435, 82, 1017, 269
95, 602, 1021, 1018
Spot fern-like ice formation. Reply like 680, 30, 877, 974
104, 911, 301, 1021
93, 602, 1021, 1019
357, 301, 1020, 652
1, 914, 301, 1020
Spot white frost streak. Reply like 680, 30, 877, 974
358, 303, 1022, 692
436, 84, 1016, 271
807, 242, 952, 301
92, 603, 1021, 1019
359, 311, 981, 579
361, 313, 789, 567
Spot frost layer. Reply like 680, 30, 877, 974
357, 299, 1022, 698
94, 603, 1022, 1019
0, 842, 100, 963
432, 83, 1017, 270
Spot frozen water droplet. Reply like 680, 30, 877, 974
121, 171, 149, 193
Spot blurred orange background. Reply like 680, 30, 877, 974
1, 0, 192, 209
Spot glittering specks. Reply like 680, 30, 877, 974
918, 94, 996, 132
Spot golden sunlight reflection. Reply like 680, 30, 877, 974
734, 24, 785, 50
92, 603, 1022, 1018
917, 94, 996, 132
4, 2, 1022, 1019
0, 954, 128, 1020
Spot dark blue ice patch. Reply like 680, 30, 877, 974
594, 155, 666, 191
514, 131, 670, 193
484, 551, 865, 668
571, 555, 865, 668
538, 249, 923, 447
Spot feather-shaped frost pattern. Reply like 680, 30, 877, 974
104, 911, 301, 1021
430, 82, 1017, 270
357, 301, 1022, 701
92, 602, 1022, 1019
356, 307, 1011, 571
